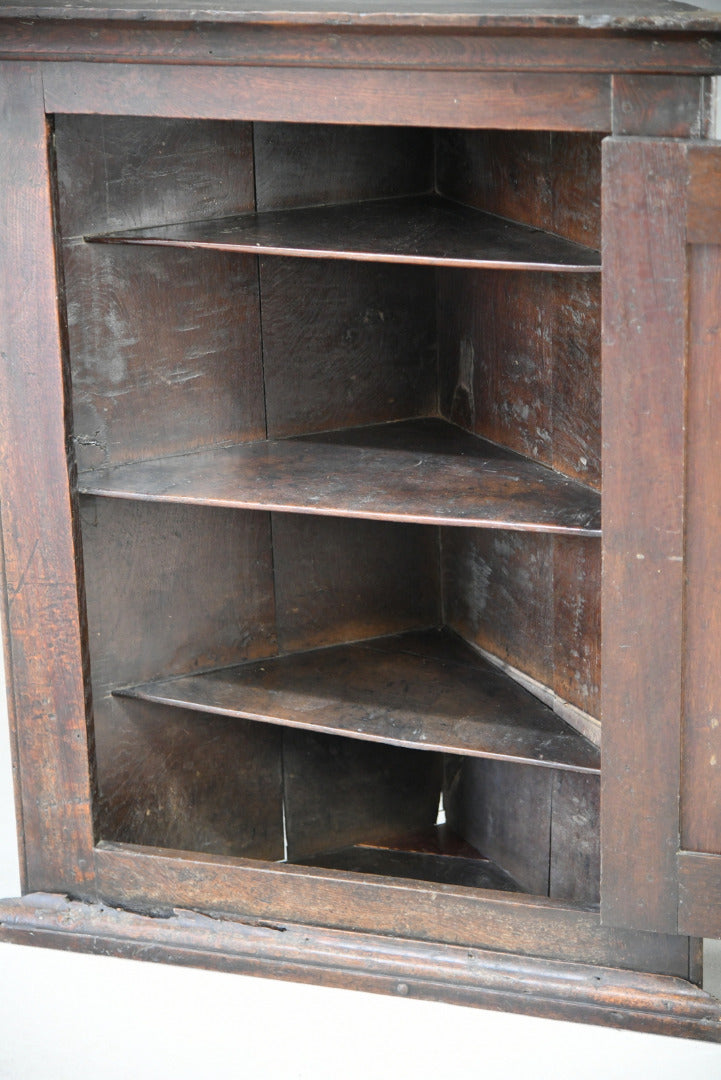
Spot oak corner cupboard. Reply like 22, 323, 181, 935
2, 0, 721, 1043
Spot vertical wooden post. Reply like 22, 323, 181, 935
0, 63, 96, 895
601, 137, 688, 934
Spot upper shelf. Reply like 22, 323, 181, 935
88, 194, 601, 273
78, 418, 602, 536
116, 627, 601, 774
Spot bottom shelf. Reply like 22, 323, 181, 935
293, 825, 523, 892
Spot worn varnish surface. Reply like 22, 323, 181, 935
2, 0, 720, 30
0, 64, 96, 893
2, 893, 718, 1040
92, 194, 600, 271
601, 137, 688, 935
116, 628, 600, 773
78, 418, 602, 536
681, 240, 721, 855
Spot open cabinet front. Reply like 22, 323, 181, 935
2, 27, 721, 1042
603, 136, 721, 941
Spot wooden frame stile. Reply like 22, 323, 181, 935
2, 8, 721, 1043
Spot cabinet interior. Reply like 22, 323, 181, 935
54, 116, 603, 908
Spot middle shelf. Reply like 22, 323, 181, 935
78, 417, 601, 536
115, 627, 601, 774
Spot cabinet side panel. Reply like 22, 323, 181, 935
681, 241, 721, 855
0, 63, 95, 893
601, 138, 688, 934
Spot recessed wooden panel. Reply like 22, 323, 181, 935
65, 243, 265, 471
95, 698, 284, 860
53, 115, 255, 237
282, 728, 442, 861
261, 257, 437, 437
272, 515, 440, 653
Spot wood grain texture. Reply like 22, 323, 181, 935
445, 757, 554, 895
443, 529, 601, 720
443, 529, 555, 693
435, 130, 602, 249
4, 0, 721, 31
5, 20, 721, 74
93, 194, 601, 271
64, 243, 265, 472
282, 727, 442, 860
2, 892, 718, 1040
80, 497, 279, 854
601, 138, 688, 935
95, 699, 285, 859
550, 770, 600, 904
78, 419, 602, 535
254, 123, 433, 211
687, 142, 721, 243
54, 115, 256, 238
41, 63, 613, 131
90, 843, 695, 978
117, 628, 601, 771
296, 843, 523, 891
611, 74, 711, 136
271, 514, 440, 653
261, 258, 436, 438
678, 852, 721, 938
438, 269, 601, 490
446, 757, 599, 904
0, 63, 96, 894
681, 240, 721, 855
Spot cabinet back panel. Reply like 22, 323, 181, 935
95, 698, 285, 861
65, 244, 266, 470
442, 529, 600, 719
254, 123, 434, 211
283, 728, 443, 860
444, 756, 600, 903
261, 257, 437, 437
53, 115, 256, 238
435, 130, 602, 251
272, 514, 441, 653
437, 268, 601, 490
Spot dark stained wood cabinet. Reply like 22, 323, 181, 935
2, 0, 721, 1041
